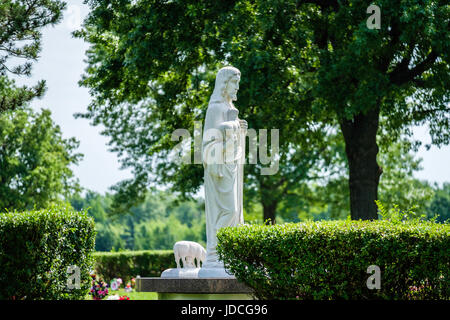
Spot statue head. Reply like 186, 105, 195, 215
210, 66, 241, 104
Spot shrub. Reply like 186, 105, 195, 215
217, 220, 449, 300
94, 250, 175, 283
0, 205, 96, 300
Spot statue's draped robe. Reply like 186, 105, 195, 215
202, 101, 244, 267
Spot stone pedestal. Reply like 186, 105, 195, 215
161, 267, 235, 279
135, 277, 254, 300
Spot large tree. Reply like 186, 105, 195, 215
283, 136, 435, 222
307, 0, 449, 219
77, 0, 449, 220
75, 0, 343, 223
0, 0, 66, 113
0, 108, 82, 210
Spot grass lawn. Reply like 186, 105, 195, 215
86, 289, 158, 300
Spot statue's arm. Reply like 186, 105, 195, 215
219, 120, 239, 131
218, 105, 240, 132
206, 103, 238, 133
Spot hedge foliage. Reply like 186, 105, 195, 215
217, 220, 449, 300
94, 250, 175, 283
0, 205, 96, 300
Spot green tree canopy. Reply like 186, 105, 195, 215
76, 0, 449, 221
0, 0, 66, 113
75, 0, 347, 223
0, 108, 82, 210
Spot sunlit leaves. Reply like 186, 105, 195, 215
0, 108, 82, 210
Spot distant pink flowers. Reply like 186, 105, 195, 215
89, 274, 109, 300
90, 274, 136, 300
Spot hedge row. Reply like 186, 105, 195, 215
217, 220, 449, 300
93, 250, 175, 283
0, 205, 96, 300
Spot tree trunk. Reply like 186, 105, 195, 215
259, 179, 278, 224
262, 201, 277, 224
340, 107, 383, 220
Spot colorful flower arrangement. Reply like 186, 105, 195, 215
90, 275, 135, 300
89, 274, 109, 300
407, 284, 429, 300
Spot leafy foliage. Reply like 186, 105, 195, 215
427, 183, 450, 223
69, 190, 206, 251
217, 220, 449, 300
377, 139, 435, 214
75, 0, 449, 220
375, 200, 425, 223
0, 205, 96, 300
0, 108, 82, 211
277, 137, 436, 222
0, 0, 66, 113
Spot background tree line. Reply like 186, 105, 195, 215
1, 105, 448, 252
0, 0, 448, 252
67, 182, 449, 252
0, 106, 448, 252
69, 190, 206, 251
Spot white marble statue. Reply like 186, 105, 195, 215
161, 66, 246, 279
201, 66, 247, 272
173, 241, 206, 269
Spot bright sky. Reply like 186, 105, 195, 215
12, 1, 450, 194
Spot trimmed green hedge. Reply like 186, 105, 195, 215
0, 205, 96, 300
217, 220, 449, 300
94, 250, 175, 283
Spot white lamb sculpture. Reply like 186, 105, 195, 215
173, 241, 206, 269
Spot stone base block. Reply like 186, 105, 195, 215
158, 293, 253, 300
136, 278, 254, 300
161, 268, 235, 279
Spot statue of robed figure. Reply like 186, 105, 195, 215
201, 66, 247, 273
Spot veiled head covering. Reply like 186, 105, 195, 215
209, 66, 241, 104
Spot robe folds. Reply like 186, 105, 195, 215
202, 101, 245, 267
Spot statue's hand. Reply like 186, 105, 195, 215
239, 119, 248, 129
207, 164, 223, 179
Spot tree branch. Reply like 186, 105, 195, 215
389, 50, 438, 86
